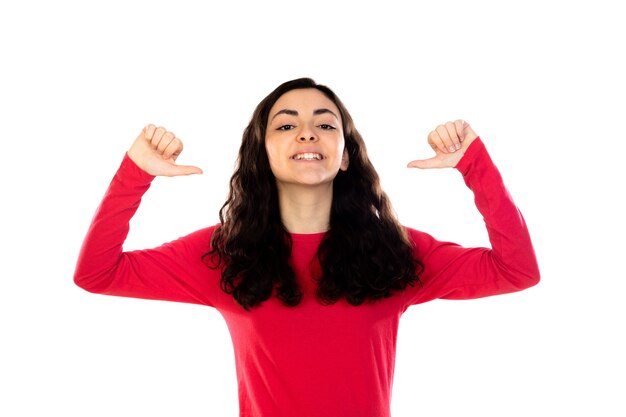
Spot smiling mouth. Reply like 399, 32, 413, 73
291, 152, 324, 161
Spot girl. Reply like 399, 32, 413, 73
74, 77, 539, 416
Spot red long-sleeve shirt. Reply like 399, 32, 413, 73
74, 137, 539, 417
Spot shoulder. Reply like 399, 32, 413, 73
403, 226, 439, 253
403, 225, 433, 244
184, 223, 220, 245
164, 223, 221, 256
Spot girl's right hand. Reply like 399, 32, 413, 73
127, 124, 203, 177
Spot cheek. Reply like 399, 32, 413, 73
264, 138, 275, 160
336, 137, 346, 156
264, 139, 282, 170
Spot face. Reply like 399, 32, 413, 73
265, 88, 349, 189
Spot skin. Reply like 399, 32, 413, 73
128, 125, 202, 176
264, 89, 349, 233
407, 119, 478, 169
127, 91, 479, 232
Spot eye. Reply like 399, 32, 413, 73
319, 124, 336, 130
277, 124, 295, 131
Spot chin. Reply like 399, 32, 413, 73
278, 176, 336, 188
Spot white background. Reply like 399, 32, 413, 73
1, 0, 624, 416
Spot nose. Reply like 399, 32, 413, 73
296, 122, 319, 143
298, 124, 318, 142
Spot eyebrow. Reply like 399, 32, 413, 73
270, 108, 339, 122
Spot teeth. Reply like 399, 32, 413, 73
293, 153, 322, 160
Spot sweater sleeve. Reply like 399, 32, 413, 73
402, 137, 540, 307
73, 153, 219, 307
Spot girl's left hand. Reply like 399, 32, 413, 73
407, 120, 478, 169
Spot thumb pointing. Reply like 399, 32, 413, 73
407, 158, 440, 169
169, 165, 203, 176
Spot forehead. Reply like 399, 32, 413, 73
269, 88, 341, 118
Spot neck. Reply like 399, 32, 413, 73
277, 182, 333, 234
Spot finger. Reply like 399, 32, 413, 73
152, 126, 167, 148
164, 164, 203, 177
162, 137, 183, 160
144, 124, 156, 140
407, 157, 443, 169
429, 130, 448, 154
444, 121, 461, 151
437, 124, 456, 153
157, 131, 176, 153
454, 120, 465, 142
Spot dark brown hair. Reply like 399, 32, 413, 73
204, 78, 422, 309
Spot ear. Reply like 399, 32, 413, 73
340, 148, 349, 171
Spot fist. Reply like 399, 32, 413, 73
407, 120, 478, 169
128, 124, 203, 177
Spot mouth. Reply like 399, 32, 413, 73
291, 152, 324, 161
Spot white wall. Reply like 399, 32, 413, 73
1, 1, 624, 416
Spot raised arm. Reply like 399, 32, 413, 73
73, 125, 217, 306
402, 120, 540, 306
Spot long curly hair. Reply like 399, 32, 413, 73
204, 78, 422, 310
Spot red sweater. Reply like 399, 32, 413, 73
74, 138, 539, 417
